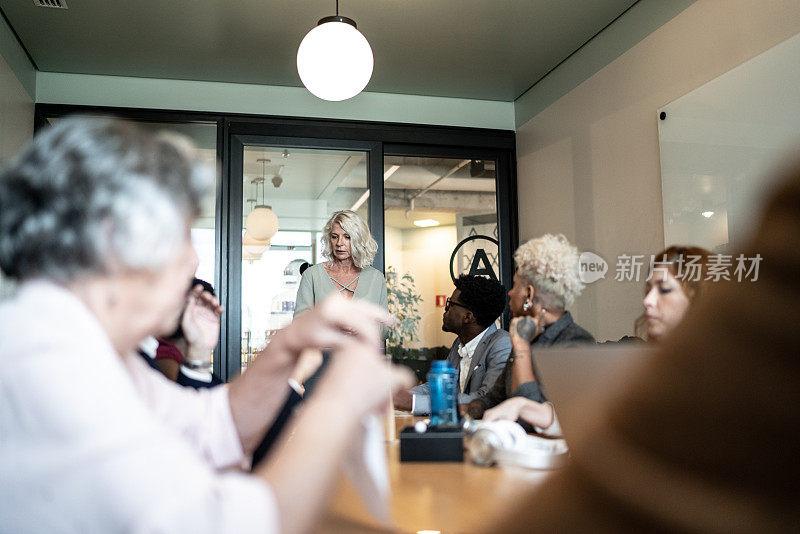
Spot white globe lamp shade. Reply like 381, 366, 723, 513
243, 243, 269, 260
243, 232, 270, 262
297, 17, 373, 101
243, 231, 270, 247
246, 206, 279, 241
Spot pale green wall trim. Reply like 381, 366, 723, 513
514, 0, 697, 128
0, 12, 35, 99
36, 72, 515, 130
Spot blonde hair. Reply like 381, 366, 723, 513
514, 234, 584, 309
321, 210, 377, 269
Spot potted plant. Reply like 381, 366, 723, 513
385, 266, 423, 351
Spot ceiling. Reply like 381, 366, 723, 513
1, 0, 638, 102
240, 146, 496, 232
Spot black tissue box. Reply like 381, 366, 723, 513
399, 426, 464, 462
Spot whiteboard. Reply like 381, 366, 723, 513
658, 32, 800, 253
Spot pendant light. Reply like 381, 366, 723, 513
297, 0, 373, 101
245, 158, 279, 241
242, 197, 270, 262
243, 230, 270, 263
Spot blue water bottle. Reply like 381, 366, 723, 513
427, 360, 459, 428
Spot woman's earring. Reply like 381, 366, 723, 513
522, 299, 532, 312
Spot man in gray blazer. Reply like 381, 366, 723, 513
393, 274, 511, 415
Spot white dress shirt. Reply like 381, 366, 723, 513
0, 281, 278, 533
458, 326, 490, 393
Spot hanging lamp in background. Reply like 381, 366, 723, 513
245, 158, 279, 241
243, 199, 270, 262
243, 230, 270, 263
297, 0, 373, 101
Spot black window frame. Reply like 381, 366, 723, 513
34, 104, 517, 381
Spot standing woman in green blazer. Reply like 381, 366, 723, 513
294, 210, 388, 316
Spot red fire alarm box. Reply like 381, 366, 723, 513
435, 295, 447, 308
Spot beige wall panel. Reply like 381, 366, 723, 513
516, 0, 800, 341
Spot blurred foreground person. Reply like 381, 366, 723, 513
483, 168, 800, 532
0, 117, 412, 534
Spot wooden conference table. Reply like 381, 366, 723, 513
319, 413, 553, 533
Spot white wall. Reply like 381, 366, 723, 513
36, 72, 515, 131
515, 0, 800, 341
0, 50, 34, 298
386, 225, 457, 349
0, 55, 33, 164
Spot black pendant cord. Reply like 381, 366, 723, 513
318, 1, 355, 28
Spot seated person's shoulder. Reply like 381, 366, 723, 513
493, 327, 510, 340
562, 321, 596, 345
490, 327, 512, 347
304, 262, 324, 276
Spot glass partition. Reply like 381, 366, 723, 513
239, 145, 368, 372
383, 156, 499, 377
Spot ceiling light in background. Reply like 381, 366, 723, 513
701, 210, 714, 218
414, 219, 440, 228
297, 1, 373, 101
350, 164, 400, 211
245, 158, 279, 240
243, 231, 270, 253
272, 164, 285, 188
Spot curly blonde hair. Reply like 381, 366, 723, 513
321, 210, 378, 269
514, 234, 584, 309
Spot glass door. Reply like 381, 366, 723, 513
225, 134, 382, 379
382, 153, 501, 378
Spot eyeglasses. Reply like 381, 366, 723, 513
445, 297, 470, 312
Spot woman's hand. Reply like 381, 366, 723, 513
483, 397, 555, 429
483, 396, 529, 422
273, 293, 395, 357
181, 284, 224, 364
289, 348, 324, 393
509, 317, 534, 357
483, 397, 555, 428
319, 338, 415, 418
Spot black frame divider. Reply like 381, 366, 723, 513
34, 104, 517, 382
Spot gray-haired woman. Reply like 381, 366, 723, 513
0, 117, 411, 534
294, 210, 388, 316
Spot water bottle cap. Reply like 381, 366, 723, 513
430, 360, 453, 371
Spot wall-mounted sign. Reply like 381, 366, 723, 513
449, 234, 499, 283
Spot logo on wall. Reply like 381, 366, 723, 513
449, 234, 499, 283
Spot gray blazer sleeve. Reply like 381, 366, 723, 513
410, 382, 430, 395
460, 331, 511, 404
413, 391, 478, 415
410, 373, 433, 415
293, 270, 314, 317
411, 393, 431, 415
